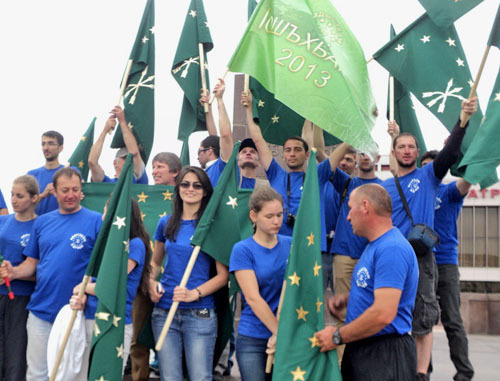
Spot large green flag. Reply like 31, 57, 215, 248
228, 0, 378, 154
386, 25, 426, 164
86, 155, 133, 381
417, 0, 483, 28
172, 0, 213, 165
488, 3, 500, 48
111, 0, 155, 164
67, 117, 95, 182
273, 149, 341, 380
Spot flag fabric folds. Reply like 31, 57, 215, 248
228, 0, 378, 154
487, 3, 500, 48
67, 117, 95, 182
172, 0, 213, 165
417, 0, 484, 28
273, 149, 341, 380
111, 0, 155, 165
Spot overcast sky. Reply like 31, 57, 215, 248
0, 0, 498, 206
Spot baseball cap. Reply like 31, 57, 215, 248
239, 138, 257, 152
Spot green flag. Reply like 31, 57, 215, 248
417, 0, 483, 28
458, 68, 500, 188
228, 0, 378, 154
111, 0, 155, 164
273, 149, 341, 380
86, 154, 133, 381
67, 117, 95, 182
488, 3, 500, 48
386, 25, 426, 164
172, 0, 213, 165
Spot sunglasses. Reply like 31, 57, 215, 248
197, 147, 212, 155
179, 181, 203, 190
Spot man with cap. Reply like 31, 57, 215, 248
88, 105, 148, 184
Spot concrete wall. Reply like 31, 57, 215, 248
460, 293, 500, 335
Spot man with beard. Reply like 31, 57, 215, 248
382, 98, 477, 381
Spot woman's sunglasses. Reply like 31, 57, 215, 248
179, 181, 203, 190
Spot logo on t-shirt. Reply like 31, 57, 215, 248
20, 233, 30, 247
408, 179, 420, 194
356, 267, 370, 288
70, 233, 87, 250
435, 196, 442, 210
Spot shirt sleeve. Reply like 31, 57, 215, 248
448, 181, 465, 203
129, 238, 146, 266
332, 168, 350, 194
316, 159, 333, 187
0, 190, 6, 209
265, 158, 282, 181
229, 242, 254, 272
154, 216, 168, 243
373, 244, 410, 291
24, 221, 40, 260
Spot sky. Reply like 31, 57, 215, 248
0, 0, 498, 207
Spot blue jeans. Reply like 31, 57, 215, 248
236, 334, 271, 381
152, 307, 217, 381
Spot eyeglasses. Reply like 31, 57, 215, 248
197, 147, 211, 155
41, 141, 59, 147
179, 181, 203, 190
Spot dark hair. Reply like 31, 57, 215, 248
13, 175, 39, 198
200, 135, 220, 157
393, 133, 418, 150
165, 166, 213, 241
130, 198, 153, 295
284, 136, 309, 153
153, 152, 182, 174
354, 183, 392, 217
420, 150, 439, 164
249, 186, 283, 212
53, 167, 82, 189
42, 130, 64, 145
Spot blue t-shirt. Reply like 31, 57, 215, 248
382, 164, 440, 237
330, 170, 383, 259
346, 228, 419, 336
0, 214, 36, 296
103, 170, 149, 185
0, 189, 7, 210
265, 158, 332, 251
85, 237, 146, 323
434, 182, 465, 265
25, 207, 102, 323
28, 165, 64, 215
153, 216, 214, 310
205, 158, 256, 189
323, 181, 340, 238
229, 235, 292, 339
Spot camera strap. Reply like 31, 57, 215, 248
287, 172, 305, 213
394, 175, 415, 225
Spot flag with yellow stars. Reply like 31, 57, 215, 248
273, 149, 341, 380
110, 0, 155, 164
228, 0, 378, 155
67, 117, 95, 182
84, 154, 133, 381
417, 0, 483, 28
172, 0, 213, 165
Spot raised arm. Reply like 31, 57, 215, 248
200, 89, 218, 137
214, 79, 233, 161
387, 120, 400, 176
89, 116, 116, 182
456, 178, 472, 197
328, 142, 351, 173
312, 124, 327, 163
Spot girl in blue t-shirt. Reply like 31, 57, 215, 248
0, 175, 39, 380
149, 166, 228, 381
229, 186, 291, 381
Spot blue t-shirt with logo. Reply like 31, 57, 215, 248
103, 170, 149, 185
28, 165, 64, 215
346, 228, 418, 336
153, 215, 214, 310
0, 189, 6, 210
205, 158, 256, 189
265, 158, 332, 251
25, 207, 102, 323
0, 214, 36, 296
330, 169, 382, 259
434, 182, 465, 265
382, 164, 440, 237
229, 235, 292, 339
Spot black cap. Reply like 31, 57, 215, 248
239, 138, 257, 152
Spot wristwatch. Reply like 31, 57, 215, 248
332, 329, 343, 345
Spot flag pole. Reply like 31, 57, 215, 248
199, 44, 209, 113
389, 76, 395, 122
49, 275, 91, 381
242, 74, 250, 107
265, 280, 287, 373
208, 68, 229, 105
109, 59, 134, 135
155, 245, 202, 351
460, 45, 491, 127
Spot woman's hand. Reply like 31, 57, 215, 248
266, 334, 277, 355
172, 286, 198, 303
69, 294, 87, 311
149, 279, 164, 303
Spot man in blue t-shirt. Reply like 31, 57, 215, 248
315, 184, 418, 381
88, 105, 148, 185
0, 167, 102, 380
383, 98, 477, 380
421, 150, 474, 381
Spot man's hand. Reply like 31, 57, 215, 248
387, 120, 400, 138
104, 116, 117, 134
111, 105, 126, 125
315, 325, 337, 352
0, 260, 13, 280
266, 334, 277, 355
69, 294, 87, 311
199, 88, 210, 107
462, 96, 478, 115
328, 294, 349, 319
213, 78, 225, 99
241, 91, 252, 109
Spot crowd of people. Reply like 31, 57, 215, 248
0, 78, 479, 381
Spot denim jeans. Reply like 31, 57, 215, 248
152, 307, 217, 381
236, 334, 272, 381
26, 312, 53, 381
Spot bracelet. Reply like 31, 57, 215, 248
195, 287, 202, 301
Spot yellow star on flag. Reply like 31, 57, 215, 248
162, 189, 173, 200
159, 211, 168, 218
137, 192, 149, 203
150, 26, 156, 34
95, 376, 108, 381
189, 9, 197, 17
288, 272, 301, 286
394, 43, 404, 52
78, 161, 84, 168
494, 92, 500, 102
140, 211, 146, 221
446, 37, 456, 46
313, 261, 321, 276
296, 306, 309, 321
271, 115, 280, 124
456, 58, 465, 67
128, 122, 134, 129
80, 136, 87, 142
308, 335, 320, 348
95, 312, 110, 321
420, 35, 430, 43
116, 344, 124, 358
113, 315, 121, 328
142, 36, 149, 44
93, 321, 101, 336
113, 216, 126, 230
123, 240, 130, 253
258, 99, 265, 107
290, 365, 306, 381
226, 196, 238, 209
316, 297, 323, 312
307, 232, 314, 246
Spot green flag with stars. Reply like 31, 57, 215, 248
487, 3, 500, 48
111, 0, 155, 164
417, 0, 484, 28
67, 117, 95, 182
172, 0, 213, 165
86, 154, 133, 381
273, 149, 341, 381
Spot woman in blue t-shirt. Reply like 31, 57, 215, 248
149, 166, 228, 381
229, 186, 292, 381
0, 175, 39, 380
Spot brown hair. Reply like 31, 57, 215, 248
13, 175, 39, 198
249, 186, 283, 213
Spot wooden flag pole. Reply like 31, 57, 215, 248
460, 45, 491, 127
109, 59, 133, 135
49, 275, 91, 381
208, 68, 229, 105
265, 280, 287, 374
366, 56, 374, 64
199, 44, 209, 113
155, 245, 202, 351
389, 76, 395, 122
242, 74, 250, 107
